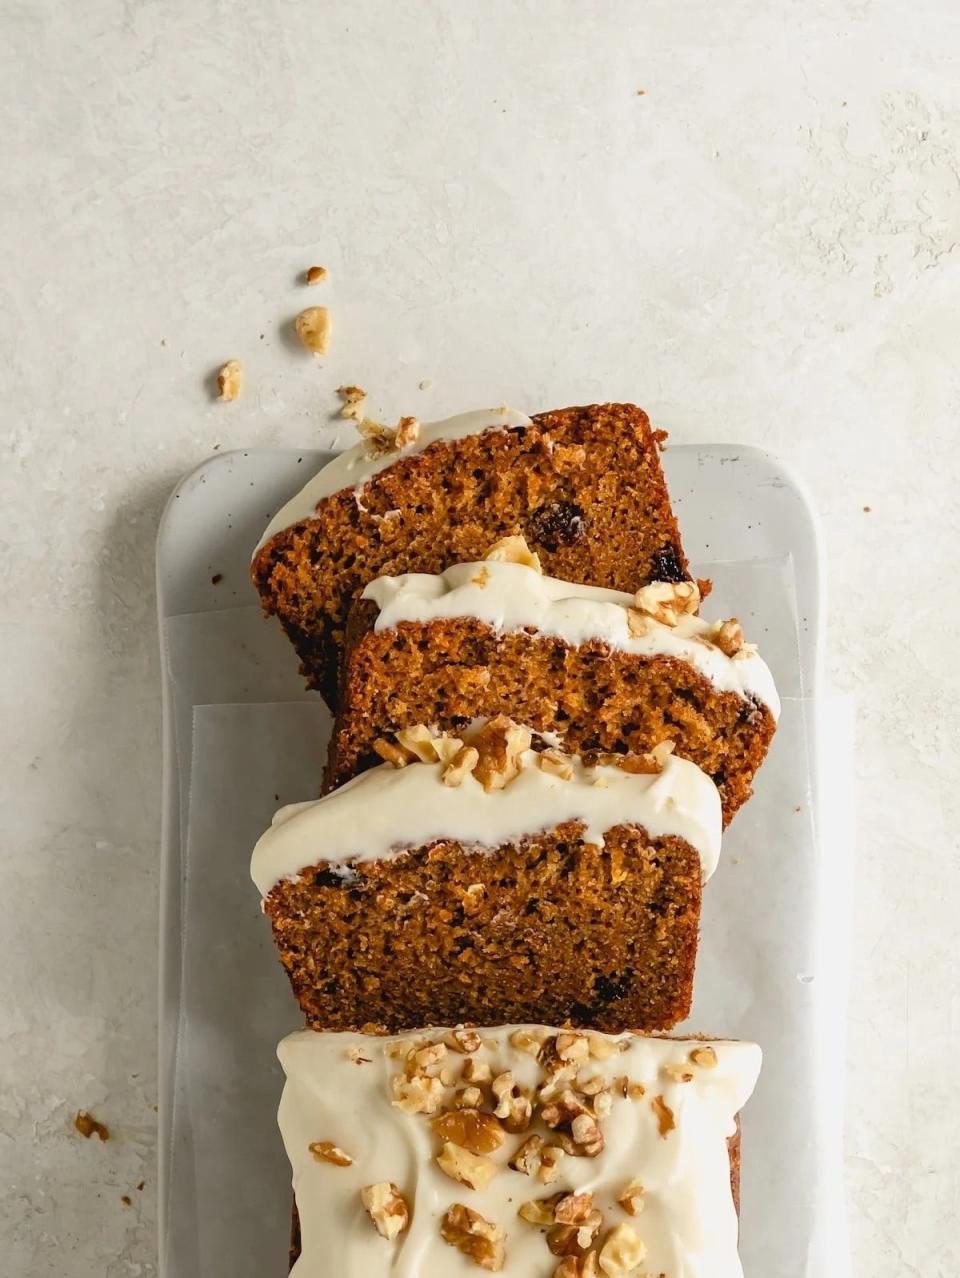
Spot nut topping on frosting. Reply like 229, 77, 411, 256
690, 1044, 718, 1068
440, 1203, 506, 1271
484, 534, 543, 573
632, 579, 701, 626
432, 1108, 506, 1154
597, 1222, 647, 1275
437, 1141, 499, 1191
360, 1181, 409, 1239
651, 1094, 676, 1138
308, 1139, 353, 1166
443, 745, 480, 787
471, 716, 532, 792
617, 1179, 646, 1216
395, 415, 421, 448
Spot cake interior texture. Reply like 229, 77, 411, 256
251, 403, 689, 699
263, 820, 702, 1034
328, 606, 776, 824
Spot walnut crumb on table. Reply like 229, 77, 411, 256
74, 1110, 109, 1141
216, 360, 243, 401
305, 265, 327, 284
295, 306, 331, 354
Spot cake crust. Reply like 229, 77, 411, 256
252, 404, 689, 700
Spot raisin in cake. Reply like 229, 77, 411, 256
326, 542, 779, 824
251, 720, 722, 1034
251, 403, 690, 700
279, 1023, 761, 1275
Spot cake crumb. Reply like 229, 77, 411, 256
211, 573, 223, 585
74, 1111, 110, 1141
863, 505, 872, 512
305, 265, 328, 284
121, 1195, 132, 1207
419, 378, 433, 390
216, 360, 243, 402
137, 1181, 145, 1191
636, 88, 646, 96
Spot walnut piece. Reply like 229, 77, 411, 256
431, 1108, 505, 1155
690, 1045, 718, 1068
337, 384, 367, 420
711, 617, 746, 656
294, 306, 331, 355
625, 606, 654, 638
555, 1255, 600, 1277
663, 1062, 695, 1083
462, 1056, 492, 1084
437, 1141, 499, 1191
471, 716, 532, 792
395, 415, 420, 448
308, 1140, 353, 1166
484, 535, 542, 573
617, 1180, 645, 1216
456, 1085, 484, 1109
651, 1094, 676, 1138
508, 1133, 543, 1175
510, 1027, 549, 1056
373, 738, 413, 768
360, 1182, 409, 1240
632, 579, 700, 626
391, 1073, 445, 1114
518, 1194, 561, 1226
443, 745, 480, 787
448, 1027, 482, 1053
538, 1143, 566, 1184
395, 724, 438, 763
74, 1111, 109, 1141
216, 360, 243, 402
597, 1223, 647, 1275
491, 1071, 533, 1132
538, 749, 574, 780
440, 1203, 506, 1271
305, 265, 327, 284
412, 1041, 446, 1070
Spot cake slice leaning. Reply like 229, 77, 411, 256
251, 402, 690, 701
251, 720, 721, 1034
278, 1023, 762, 1276
325, 546, 779, 825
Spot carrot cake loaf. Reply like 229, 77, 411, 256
251, 720, 722, 1034
279, 1023, 762, 1275
326, 545, 779, 824
251, 403, 690, 700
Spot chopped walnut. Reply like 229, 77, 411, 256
651, 1094, 676, 1138
518, 1194, 562, 1226
663, 1062, 695, 1083
556, 1254, 600, 1278
216, 360, 243, 402
541, 1088, 591, 1129
308, 1140, 353, 1166
617, 1180, 645, 1216
550, 1191, 604, 1253
437, 1141, 499, 1191
597, 1223, 646, 1275
508, 1133, 543, 1175
456, 1085, 484, 1109
448, 1027, 483, 1054
625, 606, 654, 638
538, 1143, 566, 1183
471, 566, 491, 588
462, 1056, 492, 1084
431, 1108, 505, 1154
412, 1040, 447, 1070
592, 1091, 613, 1120
484, 535, 542, 572
360, 1182, 409, 1240
395, 415, 420, 448
541, 1089, 604, 1157
491, 1071, 533, 1132
440, 1203, 506, 1271
556, 1032, 590, 1064
443, 745, 480, 787
337, 384, 367, 420
627, 1082, 646, 1101
396, 724, 438, 763
510, 1027, 550, 1056
538, 749, 574, 780
357, 416, 398, 455
294, 306, 331, 355
373, 738, 413, 768
305, 265, 327, 284
432, 733, 466, 767
74, 1111, 109, 1141
690, 1045, 718, 1068
471, 716, 532, 792
461, 883, 486, 915
570, 1112, 604, 1157
588, 1035, 626, 1061
632, 579, 700, 626
711, 617, 746, 656
347, 1045, 372, 1064
391, 1073, 445, 1114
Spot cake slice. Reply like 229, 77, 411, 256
326, 545, 779, 824
251, 720, 721, 1034
278, 1023, 762, 1275
251, 403, 690, 700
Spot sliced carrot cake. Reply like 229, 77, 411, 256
251, 719, 722, 1034
279, 1022, 761, 1275
251, 403, 691, 700
325, 542, 778, 824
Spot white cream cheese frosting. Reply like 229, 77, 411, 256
278, 1024, 762, 1278
363, 560, 780, 717
250, 749, 723, 898
255, 406, 532, 552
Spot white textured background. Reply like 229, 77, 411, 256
2, 2, 959, 1275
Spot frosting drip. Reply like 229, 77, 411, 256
278, 1024, 762, 1278
363, 560, 780, 717
255, 406, 532, 552
250, 749, 723, 897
